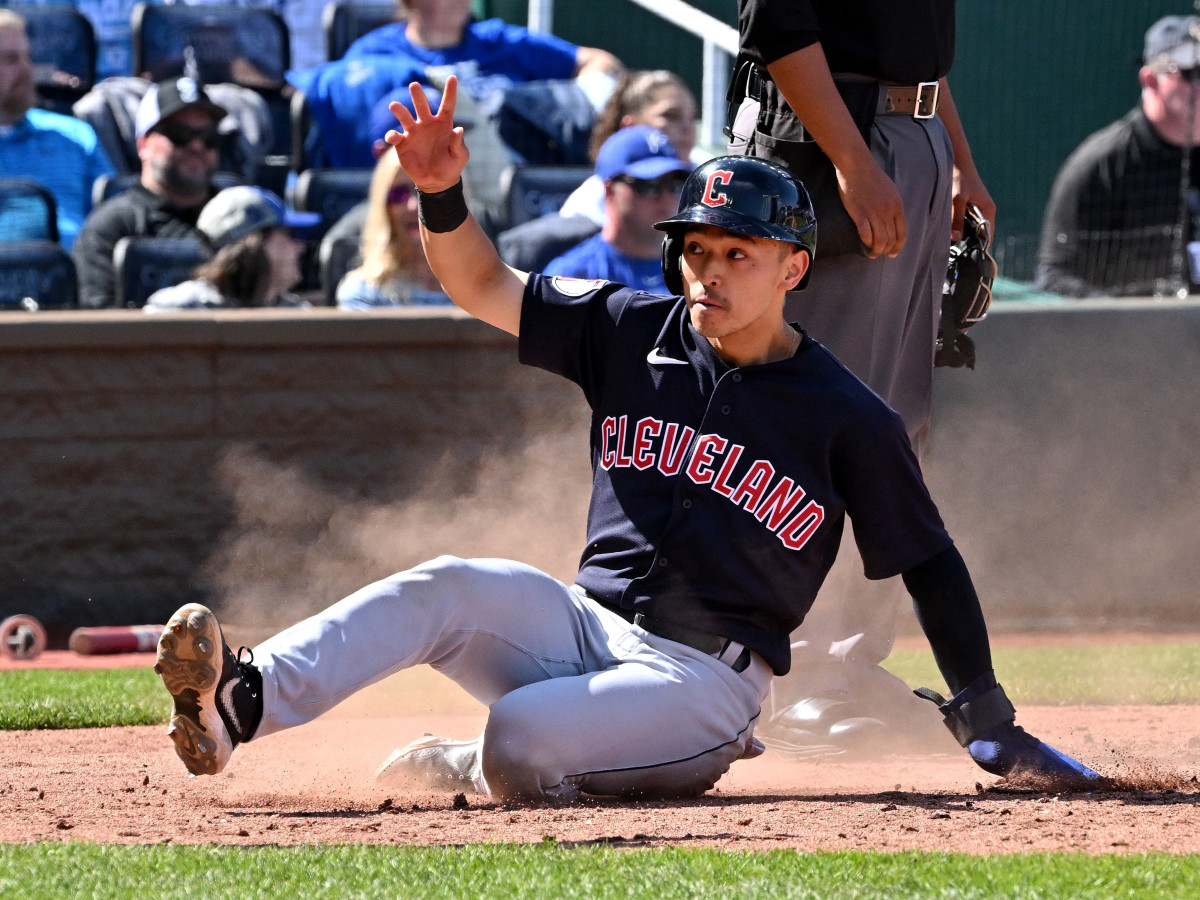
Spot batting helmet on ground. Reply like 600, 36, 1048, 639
655, 155, 818, 294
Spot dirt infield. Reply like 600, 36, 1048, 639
3, 646, 1199, 853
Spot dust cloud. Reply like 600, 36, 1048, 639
203, 430, 592, 640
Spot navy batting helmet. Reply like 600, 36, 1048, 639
655, 155, 818, 294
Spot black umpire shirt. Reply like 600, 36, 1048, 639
738, 0, 955, 83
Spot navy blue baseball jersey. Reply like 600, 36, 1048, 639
518, 275, 953, 674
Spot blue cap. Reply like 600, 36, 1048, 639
369, 85, 445, 143
595, 125, 690, 182
198, 186, 320, 249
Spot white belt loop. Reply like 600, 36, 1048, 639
716, 639, 747, 668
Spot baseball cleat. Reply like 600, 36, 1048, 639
374, 733, 479, 791
154, 603, 262, 776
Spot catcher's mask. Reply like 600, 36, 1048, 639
655, 156, 818, 295
936, 202, 996, 369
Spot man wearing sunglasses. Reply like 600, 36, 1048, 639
544, 126, 691, 294
1037, 15, 1200, 298
73, 77, 228, 309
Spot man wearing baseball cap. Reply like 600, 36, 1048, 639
544, 126, 690, 293
73, 77, 229, 308
1037, 15, 1200, 297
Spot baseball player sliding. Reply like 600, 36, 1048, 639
154, 76, 1101, 801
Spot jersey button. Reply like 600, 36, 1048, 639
682, 499, 692, 509
658, 557, 669, 567
721, 404, 731, 414
732, 373, 742, 383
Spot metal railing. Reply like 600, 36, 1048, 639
523, 0, 737, 152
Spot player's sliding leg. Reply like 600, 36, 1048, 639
155, 604, 262, 776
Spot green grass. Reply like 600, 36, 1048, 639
883, 641, 1200, 705
0, 668, 165, 729
1, 844, 1198, 899
3, 640, 1199, 731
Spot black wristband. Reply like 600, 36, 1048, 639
416, 180, 469, 233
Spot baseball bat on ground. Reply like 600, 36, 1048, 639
69, 625, 162, 655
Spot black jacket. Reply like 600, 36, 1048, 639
72, 183, 214, 309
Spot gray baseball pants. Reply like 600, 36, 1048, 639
250, 555, 771, 801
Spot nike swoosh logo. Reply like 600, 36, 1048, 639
647, 347, 688, 365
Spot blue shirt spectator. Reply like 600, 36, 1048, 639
0, 12, 114, 248
543, 126, 689, 295
344, 17, 580, 83
293, 1, 621, 169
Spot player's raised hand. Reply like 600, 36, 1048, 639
385, 76, 469, 194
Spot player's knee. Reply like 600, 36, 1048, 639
479, 700, 564, 801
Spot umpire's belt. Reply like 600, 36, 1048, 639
747, 66, 940, 119
591, 595, 752, 673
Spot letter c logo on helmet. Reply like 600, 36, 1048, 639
701, 170, 734, 208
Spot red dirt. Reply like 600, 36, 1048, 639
3, 640, 1200, 853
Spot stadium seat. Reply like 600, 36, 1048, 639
498, 164, 593, 231
0, 177, 59, 243
322, 1, 398, 62
0, 240, 77, 310
287, 168, 373, 244
112, 235, 211, 309
498, 213, 600, 273
131, 2, 290, 88
319, 233, 361, 306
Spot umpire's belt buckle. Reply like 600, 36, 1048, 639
883, 81, 940, 118
914, 80, 939, 118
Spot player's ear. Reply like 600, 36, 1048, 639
781, 248, 810, 292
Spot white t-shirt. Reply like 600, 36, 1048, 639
556, 174, 605, 227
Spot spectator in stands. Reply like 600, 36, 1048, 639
0, 10, 114, 249
336, 147, 448, 308
543, 126, 689, 294
73, 77, 227, 308
293, 0, 623, 170
1037, 15, 1200, 297
144, 185, 317, 311
497, 70, 697, 273
559, 70, 698, 227
346, 0, 622, 90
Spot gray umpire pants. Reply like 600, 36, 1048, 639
734, 99, 955, 710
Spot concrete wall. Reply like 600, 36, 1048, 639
2, 301, 1198, 642
925, 298, 1200, 633
0, 309, 594, 643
